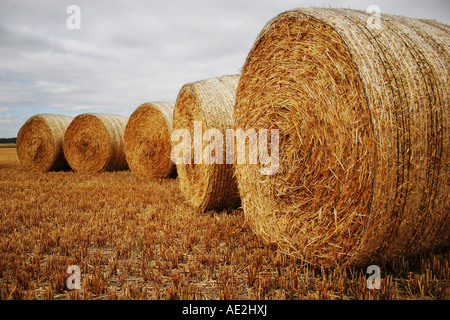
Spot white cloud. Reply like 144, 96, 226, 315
0, 114, 13, 124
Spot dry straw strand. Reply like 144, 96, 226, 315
63, 113, 129, 173
234, 8, 449, 266
124, 102, 176, 179
173, 74, 241, 212
16, 114, 74, 171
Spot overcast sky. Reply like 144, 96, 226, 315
0, 0, 448, 137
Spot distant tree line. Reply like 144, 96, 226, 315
0, 137, 17, 144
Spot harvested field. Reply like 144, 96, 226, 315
0, 144, 19, 168
2, 6, 449, 303
0, 147, 448, 300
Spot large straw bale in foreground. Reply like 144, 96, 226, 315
124, 102, 176, 179
63, 113, 129, 173
173, 75, 241, 212
235, 8, 449, 266
16, 114, 73, 171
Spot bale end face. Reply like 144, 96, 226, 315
16, 114, 73, 171
124, 102, 175, 179
63, 113, 129, 173
235, 8, 449, 266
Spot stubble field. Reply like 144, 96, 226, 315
0, 144, 449, 300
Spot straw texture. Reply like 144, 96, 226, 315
173, 75, 241, 212
63, 113, 129, 173
234, 8, 449, 266
124, 102, 176, 179
16, 114, 73, 171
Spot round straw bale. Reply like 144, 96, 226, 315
16, 114, 73, 171
173, 75, 241, 212
124, 102, 176, 179
63, 113, 129, 173
234, 8, 449, 266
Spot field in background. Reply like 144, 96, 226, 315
0, 144, 19, 168
0, 146, 448, 300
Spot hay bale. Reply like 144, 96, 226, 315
16, 114, 73, 171
234, 8, 449, 266
63, 113, 129, 173
124, 102, 176, 179
173, 75, 241, 212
